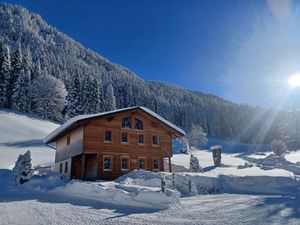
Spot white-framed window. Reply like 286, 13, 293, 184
152, 135, 159, 146
104, 130, 112, 142
138, 134, 144, 144
103, 156, 113, 171
152, 158, 160, 170
138, 158, 146, 170
121, 156, 129, 171
121, 132, 129, 143
122, 117, 131, 128
135, 118, 143, 130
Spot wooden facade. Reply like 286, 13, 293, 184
46, 107, 185, 180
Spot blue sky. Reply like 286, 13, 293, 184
3, 0, 300, 108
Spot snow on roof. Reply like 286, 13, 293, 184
44, 106, 185, 144
210, 145, 222, 150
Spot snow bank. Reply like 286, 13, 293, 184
117, 170, 300, 196
23, 170, 66, 191
117, 170, 197, 196
52, 180, 180, 210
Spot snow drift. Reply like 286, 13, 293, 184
52, 180, 180, 210
118, 170, 300, 195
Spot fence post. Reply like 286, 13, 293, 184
188, 179, 191, 193
172, 173, 175, 187
161, 177, 166, 193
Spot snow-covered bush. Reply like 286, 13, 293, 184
271, 140, 287, 156
11, 150, 32, 184
190, 154, 201, 172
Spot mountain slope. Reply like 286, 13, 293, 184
0, 3, 297, 146
0, 110, 59, 169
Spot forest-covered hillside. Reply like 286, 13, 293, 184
0, 3, 299, 147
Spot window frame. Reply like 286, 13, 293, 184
137, 134, 145, 145
138, 157, 146, 170
122, 117, 132, 129
152, 158, 160, 171
152, 135, 159, 146
103, 155, 113, 171
121, 132, 129, 144
120, 156, 130, 171
59, 163, 63, 173
64, 161, 68, 173
104, 130, 113, 143
66, 136, 71, 146
135, 118, 143, 130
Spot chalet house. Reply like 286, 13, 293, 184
44, 106, 185, 180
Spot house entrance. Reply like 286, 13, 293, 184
84, 154, 97, 180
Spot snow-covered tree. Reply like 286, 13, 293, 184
30, 74, 67, 121
80, 75, 102, 114
11, 150, 32, 185
181, 124, 208, 152
105, 83, 116, 111
190, 154, 201, 172
0, 43, 10, 107
271, 140, 287, 156
66, 73, 81, 118
8, 44, 22, 107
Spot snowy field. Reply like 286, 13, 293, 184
0, 110, 59, 169
0, 110, 300, 224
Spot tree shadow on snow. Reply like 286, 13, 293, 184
202, 165, 216, 172
252, 194, 300, 223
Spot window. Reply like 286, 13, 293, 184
121, 157, 129, 171
138, 134, 144, 144
152, 159, 159, 170
121, 132, 128, 143
65, 161, 68, 173
138, 158, 146, 170
103, 156, 112, 171
135, 118, 143, 130
59, 163, 63, 173
104, 131, 112, 142
152, 135, 158, 145
122, 117, 131, 128
67, 136, 71, 145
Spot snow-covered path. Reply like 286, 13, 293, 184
1, 190, 299, 225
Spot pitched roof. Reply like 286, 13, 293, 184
44, 106, 185, 144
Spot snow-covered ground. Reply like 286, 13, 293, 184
171, 149, 297, 177
0, 110, 59, 169
1, 110, 300, 224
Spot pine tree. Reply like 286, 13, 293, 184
105, 83, 117, 111
31, 59, 42, 80
66, 73, 81, 118
80, 75, 102, 114
8, 44, 22, 107
0, 43, 11, 107
11, 47, 32, 112
11, 150, 32, 185
190, 154, 201, 172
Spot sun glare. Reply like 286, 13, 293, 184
288, 74, 300, 88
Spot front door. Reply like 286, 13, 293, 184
85, 154, 97, 180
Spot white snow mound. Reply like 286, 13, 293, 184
52, 179, 180, 210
